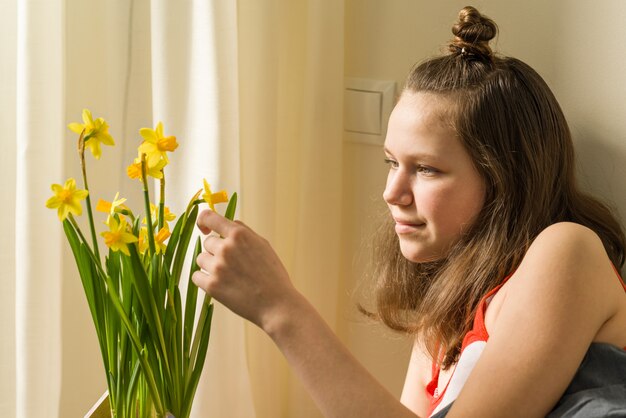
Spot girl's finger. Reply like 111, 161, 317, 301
197, 209, 236, 236
191, 270, 210, 291
195, 251, 213, 272
202, 234, 223, 255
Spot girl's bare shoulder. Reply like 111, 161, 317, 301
502, 221, 625, 344
513, 221, 613, 287
448, 222, 625, 417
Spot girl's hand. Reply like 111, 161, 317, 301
192, 209, 298, 332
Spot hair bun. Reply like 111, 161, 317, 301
449, 6, 498, 61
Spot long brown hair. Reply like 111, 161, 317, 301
370, 6, 626, 368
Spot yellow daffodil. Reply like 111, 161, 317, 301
101, 217, 138, 256
202, 179, 228, 211
142, 203, 176, 225
159, 205, 176, 222
154, 225, 171, 255
68, 109, 115, 159
96, 192, 130, 224
138, 122, 178, 167
137, 224, 170, 255
138, 227, 149, 255
127, 154, 166, 180
45, 178, 89, 221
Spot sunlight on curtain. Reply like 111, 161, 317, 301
0, 0, 17, 414
148, 1, 255, 416
12, 1, 65, 417
238, 1, 345, 417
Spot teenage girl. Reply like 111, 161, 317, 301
193, 6, 626, 418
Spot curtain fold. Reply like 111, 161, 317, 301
14, 1, 65, 417
238, 1, 345, 417
149, 1, 255, 416
0, 0, 17, 416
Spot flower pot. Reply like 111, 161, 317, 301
85, 391, 176, 418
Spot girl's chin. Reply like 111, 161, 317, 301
399, 242, 445, 263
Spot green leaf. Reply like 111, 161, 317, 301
125, 361, 142, 416
170, 205, 198, 287
127, 245, 176, 404
182, 301, 214, 418
171, 287, 184, 411
104, 274, 165, 415
224, 192, 238, 221
64, 220, 112, 394
164, 212, 186, 270
183, 238, 203, 370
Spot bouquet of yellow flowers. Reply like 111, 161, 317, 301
46, 110, 236, 418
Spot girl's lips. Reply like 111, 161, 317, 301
394, 221, 425, 234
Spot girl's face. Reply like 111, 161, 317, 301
383, 91, 485, 262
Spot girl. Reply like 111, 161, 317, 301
193, 6, 626, 418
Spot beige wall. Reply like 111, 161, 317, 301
341, 0, 626, 398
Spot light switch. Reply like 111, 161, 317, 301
344, 78, 396, 146
344, 89, 382, 135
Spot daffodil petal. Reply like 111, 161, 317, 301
156, 122, 164, 138
121, 232, 138, 243
138, 142, 155, 156
68, 123, 85, 134
75, 190, 89, 199
46, 196, 61, 209
58, 205, 71, 221
50, 183, 64, 193
65, 178, 77, 189
67, 200, 83, 216
100, 132, 115, 146
86, 139, 102, 159
139, 128, 158, 142
82, 109, 94, 126
118, 244, 131, 256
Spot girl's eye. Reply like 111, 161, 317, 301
417, 165, 437, 176
384, 158, 399, 169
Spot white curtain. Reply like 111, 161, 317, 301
2, 0, 344, 417
237, 1, 344, 417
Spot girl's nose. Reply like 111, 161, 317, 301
383, 171, 413, 206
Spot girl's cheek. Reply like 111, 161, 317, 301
420, 185, 461, 220
414, 186, 440, 213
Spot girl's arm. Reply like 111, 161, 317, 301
268, 292, 420, 418
193, 210, 419, 418
446, 222, 624, 418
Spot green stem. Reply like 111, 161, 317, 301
84, 193, 100, 260
158, 171, 166, 285
159, 171, 165, 231
141, 154, 157, 256
79, 140, 101, 261
105, 274, 165, 415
